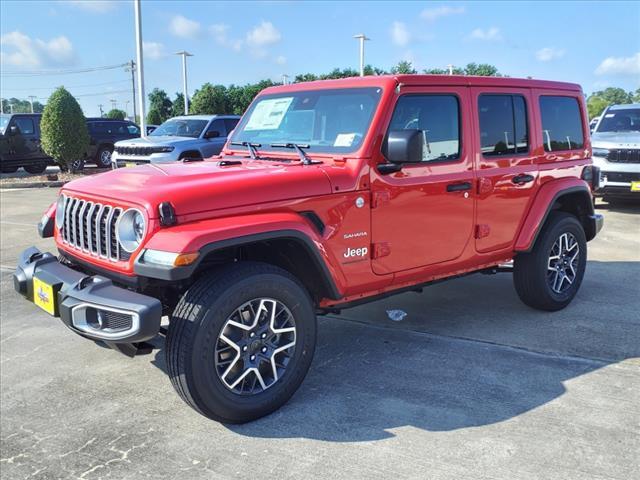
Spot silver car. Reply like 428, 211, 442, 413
591, 104, 640, 199
112, 115, 240, 167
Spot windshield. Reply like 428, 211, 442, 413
230, 87, 383, 153
595, 108, 640, 133
150, 119, 208, 138
0, 115, 9, 134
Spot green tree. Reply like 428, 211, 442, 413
320, 68, 360, 79
172, 92, 185, 117
294, 73, 319, 83
1, 97, 45, 113
146, 108, 163, 125
147, 88, 173, 122
189, 83, 229, 114
391, 61, 417, 74
587, 96, 609, 120
463, 63, 501, 76
106, 108, 126, 120
40, 87, 89, 172
586, 87, 634, 119
364, 65, 387, 76
633, 88, 640, 103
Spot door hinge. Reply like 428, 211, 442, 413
372, 242, 391, 259
371, 190, 391, 209
475, 224, 490, 239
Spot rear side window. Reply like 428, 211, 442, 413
478, 95, 529, 156
388, 94, 460, 162
224, 118, 239, 135
539, 96, 584, 151
207, 119, 226, 136
127, 123, 140, 135
13, 117, 35, 135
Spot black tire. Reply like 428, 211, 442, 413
166, 262, 317, 423
513, 212, 587, 311
95, 146, 113, 168
23, 162, 47, 174
1, 165, 18, 174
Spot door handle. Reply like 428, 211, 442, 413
512, 174, 535, 185
446, 182, 472, 192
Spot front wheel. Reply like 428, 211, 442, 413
166, 262, 317, 423
513, 212, 587, 311
23, 162, 47, 174
95, 146, 113, 168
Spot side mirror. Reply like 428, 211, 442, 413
9, 125, 19, 135
204, 130, 220, 139
383, 129, 424, 164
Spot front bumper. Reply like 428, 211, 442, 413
13, 247, 162, 343
111, 151, 177, 168
592, 156, 640, 196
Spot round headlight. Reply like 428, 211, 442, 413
116, 209, 146, 253
55, 195, 66, 231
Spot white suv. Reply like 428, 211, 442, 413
591, 103, 640, 200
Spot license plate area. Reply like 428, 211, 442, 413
33, 272, 62, 316
631, 181, 640, 192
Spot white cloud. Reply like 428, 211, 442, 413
210, 24, 243, 51
246, 21, 281, 48
421, 5, 465, 21
536, 47, 566, 62
468, 27, 502, 41
275, 55, 287, 65
595, 52, 640, 76
0, 31, 75, 67
143, 41, 165, 60
63, 0, 116, 13
390, 21, 410, 47
169, 15, 201, 39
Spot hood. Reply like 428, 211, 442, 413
115, 135, 201, 146
63, 160, 332, 218
591, 131, 640, 148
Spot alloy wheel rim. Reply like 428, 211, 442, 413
547, 232, 579, 294
215, 298, 297, 395
101, 150, 111, 164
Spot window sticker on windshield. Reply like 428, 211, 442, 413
604, 114, 615, 118
334, 133, 357, 147
244, 97, 294, 131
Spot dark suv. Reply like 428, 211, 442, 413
0, 113, 53, 174
85, 118, 141, 168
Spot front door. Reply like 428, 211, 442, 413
370, 87, 475, 275
7, 116, 39, 161
471, 88, 539, 253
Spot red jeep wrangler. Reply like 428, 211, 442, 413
14, 75, 603, 423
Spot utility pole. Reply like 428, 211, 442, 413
0, 98, 3, 114
353, 34, 370, 77
175, 51, 193, 115
282, 74, 289, 85
98, 104, 104, 117
124, 100, 130, 118
28, 95, 37, 113
126, 60, 137, 122
134, 0, 147, 136
446, 64, 454, 75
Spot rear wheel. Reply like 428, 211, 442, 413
23, 162, 47, 174
166, 262, 317, 423
1, 165, 18, 174
513, 212, 587, 311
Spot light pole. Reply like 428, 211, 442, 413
446, 64, 455, 75
282, 74, 290, 85
110, 99, 117, 111
98, 104, 104, 117
175, 51, 193, 115
28, 95, 37, 113
353, 34, 370, 77
124, 100, 130, 118
134, 0, 147, 136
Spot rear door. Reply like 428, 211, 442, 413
370, 86, 475, 275
471, 88, 539, 253
201, 119, 227, 157
10, 116, 39, 161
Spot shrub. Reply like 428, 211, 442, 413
40, 87, 89, 172
106, 108, 126, 120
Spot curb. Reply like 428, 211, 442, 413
0, 181, 66, 190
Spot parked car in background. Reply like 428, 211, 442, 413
589, 116, 600, 133
0, 113, 54, 174
591, 104, 640, 200
111, 115, 240, 167
85, 118, 141, 168
146, 125, 158, 135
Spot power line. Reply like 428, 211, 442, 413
0, 79, 130, 92
1, 63, 129, 77
16, 89, 132, 102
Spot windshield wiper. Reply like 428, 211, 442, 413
270, 143, 317, 165
230, 141, 262, 160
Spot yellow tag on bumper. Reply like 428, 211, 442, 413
125, 162, 137, 168
631, 181, 640, 192
33, 276, 56, 315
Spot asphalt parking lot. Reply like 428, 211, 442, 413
1, 187, 638, 480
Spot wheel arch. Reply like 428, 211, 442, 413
178, 149, 203, 160
515, 180, 596, 252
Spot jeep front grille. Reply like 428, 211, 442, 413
114, 146, 158, 156
606, 149, 640, 164
60, 196, 126, 262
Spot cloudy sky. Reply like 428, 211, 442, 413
1, 0, 639, 117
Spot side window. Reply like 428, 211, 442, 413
115, 123, 127, 134
224, 118, 239, 136
478, 94, 529, 156
388, 94, 460, 162
206, 119, 226, 137
127, 123, 140, 135
539, 96, 584, 151
13, 117, 35, 135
